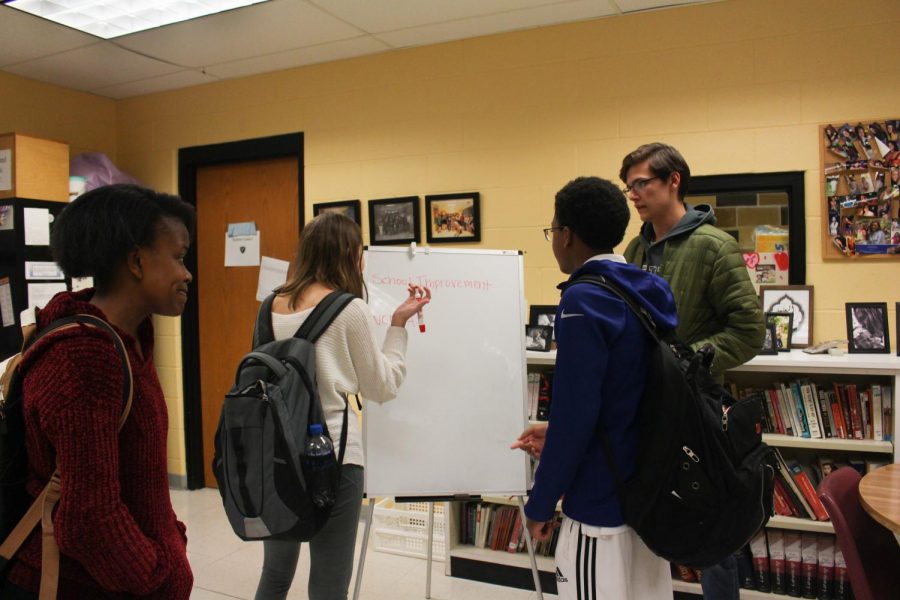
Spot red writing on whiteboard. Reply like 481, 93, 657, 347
369, 273, 491, 292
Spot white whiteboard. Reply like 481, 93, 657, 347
363, 247, 530, 498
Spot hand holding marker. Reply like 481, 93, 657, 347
415, 288, 426, 332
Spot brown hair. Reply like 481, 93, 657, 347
619, 142, 691, 201
277, 212, 366, 309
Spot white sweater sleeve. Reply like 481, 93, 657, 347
344, 299, 408, 403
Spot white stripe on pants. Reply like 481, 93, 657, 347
553, 516, 672, 600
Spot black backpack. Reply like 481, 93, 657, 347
213, 291, 354, 542
0, 313, 132, 595
572, 274, 776, 569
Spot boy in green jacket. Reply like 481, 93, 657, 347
620, 142, 765, 599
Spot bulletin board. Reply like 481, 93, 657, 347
820, 118, 900, 260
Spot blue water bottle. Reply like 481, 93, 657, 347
303, 424, 336, 508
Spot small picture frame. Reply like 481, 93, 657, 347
845, 302, 890, 354
765, 312, 793, 352
425, 192, 481, 243
312, 199, 361, 226
525, 325, 553, 352
529, 305, 557, 343
368, 196, 420, 245
759, 285, 814, 348
759, 324, 778, 355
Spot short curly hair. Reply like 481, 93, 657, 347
554, 177, 630, 251
51, 184, 195, 292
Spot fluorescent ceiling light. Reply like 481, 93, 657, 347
3, 0, 271, 39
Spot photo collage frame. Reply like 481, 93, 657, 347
821, 119, 900, 259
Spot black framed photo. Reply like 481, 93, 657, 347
846, 302, 890, 354
425, 192, 481, 243
525, 325, 552, 352
764, 312, 793, 352
529, 305, 557, 342
760, 285, 814, 348
367, 196, 420, 245
313, 199, 361, 226
760, 324, 778, 355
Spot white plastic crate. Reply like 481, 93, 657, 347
372, 527, 446, 561
372, 499, 445, 560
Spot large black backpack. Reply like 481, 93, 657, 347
213, 291, 354, 542
572, 274, 776, 569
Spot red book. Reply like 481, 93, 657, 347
506, 510, 522, 553
829, 389, 847, 439
768, 388, 786, 434
801, 533, 817, 598
784, 532, 802, 597
787, 460, 830, 521
817, 534, 835, 600
773, 478, 798, 517
833, 383, 852, 439
768, 529, 786, 595
674, 564, 698, 582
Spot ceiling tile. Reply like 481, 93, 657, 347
309, 0, 560, 33
3, 43, 184, 92
0, 5, 97, 68
376, 0, 619, 48
91, 69, 219, 99
114, 0, 364, 68
204, 35, 390, 80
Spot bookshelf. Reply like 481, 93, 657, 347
445, 350, 900, 597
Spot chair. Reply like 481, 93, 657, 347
818, 466, 900, 600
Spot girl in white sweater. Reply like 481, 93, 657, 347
255, 212, 430, 600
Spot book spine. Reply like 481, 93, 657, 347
800, 533, 817, 599
883, 386, 893, 442
846, 384, 863, 440
791, 382, 811, 438
784, 532, 802, 597
872, 384, 884, 441
800, 382, 822, 438
750, 530, 771, 593
789, 464, 830, 521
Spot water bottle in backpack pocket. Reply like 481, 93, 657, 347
303, 423, 338, 509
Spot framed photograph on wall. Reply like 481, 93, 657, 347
525, 325, 552, 352
425, 192, 481, 243
759, 285, 814, 348
764, 312, 793, 352
312, 199, 361, 226
367, 196, 420, 245
845, 302, 890, 354
759, 324, 778, 355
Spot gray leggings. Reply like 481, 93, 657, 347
254, 465, 364, 600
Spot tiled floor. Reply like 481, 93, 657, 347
173, 489, 546, 600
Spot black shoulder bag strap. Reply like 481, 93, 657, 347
295, 291, 356, 468
566, 274, 662, 501
252, 294, 277, 348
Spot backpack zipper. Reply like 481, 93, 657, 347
683, 446, 700, 462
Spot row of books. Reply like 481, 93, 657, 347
458, 502, 560, 557
526, 371, 553, 422
735, 380, 893, 441
773, 451, 888, 522
674, 531, 851, 599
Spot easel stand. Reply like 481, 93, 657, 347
352, 495, 543, 600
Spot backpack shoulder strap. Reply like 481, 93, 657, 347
0, 314, 134, 597
294, 291, 355, 343
253, 294, 277, 348
570, 274, 662, 343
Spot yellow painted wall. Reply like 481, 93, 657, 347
3, 0, 899, 478
0, 71, 116, 158
113, 0, 900, 476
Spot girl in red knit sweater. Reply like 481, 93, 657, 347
2, 184, 195, 599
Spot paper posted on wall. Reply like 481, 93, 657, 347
256, 256, 289, 301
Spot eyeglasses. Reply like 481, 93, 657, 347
543, 227, 564, 241
623, 176, 661, 195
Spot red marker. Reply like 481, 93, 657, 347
415, 289, 426, 333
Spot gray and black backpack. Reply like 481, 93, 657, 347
213, 290, 354, 542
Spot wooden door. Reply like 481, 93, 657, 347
196, 157, 299, 487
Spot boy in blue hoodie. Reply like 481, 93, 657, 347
513, 176, 678, 600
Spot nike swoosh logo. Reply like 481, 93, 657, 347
560, 310, 584, 319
